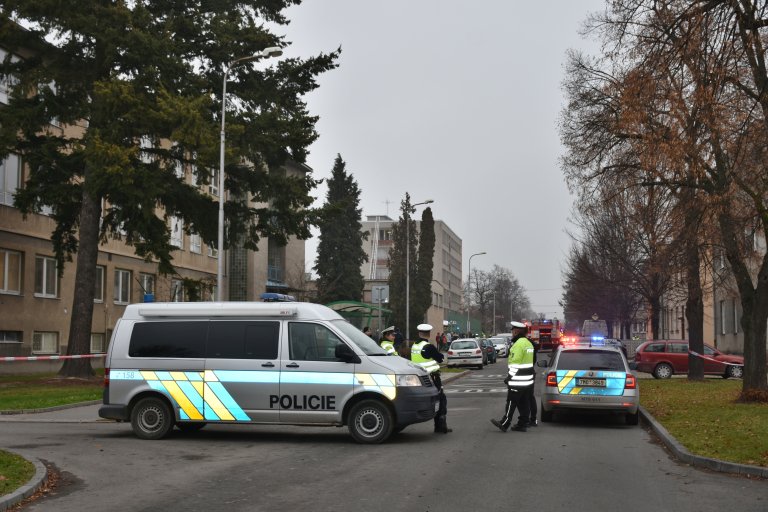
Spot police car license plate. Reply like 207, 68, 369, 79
576, 378, 606, 387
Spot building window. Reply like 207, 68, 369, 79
32, 331, 58, 354
0, 331, 22, 343
170, 216, 183, 249
34, 255, 58, 298
208, 245, 218, 258
93, 265, 105, 302
114, 269, 131, 304
171, 279, 184, 302
0, 48, 20, 104
139, 273, 155, 297
719, 300, 726, 335
1, 153, 21, 206
190, 233, 202, 254
379, 229, 392, 241
139, 135, 154, 164
209, 167, 219, 197
90, 333, 106, 353
0, 248, 22, 294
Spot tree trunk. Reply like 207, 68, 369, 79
649, 296, 661, 340
685, 243, 705, 381
58, 189, 101, 378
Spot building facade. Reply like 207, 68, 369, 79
360, 215, 463, 336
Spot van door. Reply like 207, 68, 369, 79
204, 320, 281, 423
278, 322, 356, 424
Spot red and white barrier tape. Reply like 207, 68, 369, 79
688, 350, 742, 367
1, 353, 107, 362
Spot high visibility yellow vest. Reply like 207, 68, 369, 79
411, 340, 440, 373
381, 340, 398, 356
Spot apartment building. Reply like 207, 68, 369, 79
0, 44, 306, 364
359, 215, 464, 334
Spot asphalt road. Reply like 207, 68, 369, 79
1, 360, 766, 512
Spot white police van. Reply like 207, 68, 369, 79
98, 302, 439, 444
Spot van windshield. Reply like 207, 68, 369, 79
332, 320, 388, 356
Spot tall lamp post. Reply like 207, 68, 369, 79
217, 46, 283, 301
466, 251, 486, 335
492, 290, 497, 334
374, 286, 386, 333
405, 199, 434, 340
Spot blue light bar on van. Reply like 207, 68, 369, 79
138, 306, 298, 317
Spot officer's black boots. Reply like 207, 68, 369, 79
435, 415, 452, 433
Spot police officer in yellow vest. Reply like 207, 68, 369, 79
412, 323, 451, 433
379, 326, 399, 356
491, 321, 535, 432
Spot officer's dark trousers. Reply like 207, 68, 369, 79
527, 381, 537, 423
432, 372, 449, 432
500, 386, 530, 429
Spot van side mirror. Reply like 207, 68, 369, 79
335, 343, 361, 364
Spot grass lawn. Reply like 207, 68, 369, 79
0, 449, 34, 496
640, 379, 768, 467
0, 372, 103, 411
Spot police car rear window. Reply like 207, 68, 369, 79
556, 350, 625, 371
129, 321, 207, 358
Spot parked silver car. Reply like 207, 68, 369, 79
488, 336, 508, 358
446, 338, 484, 369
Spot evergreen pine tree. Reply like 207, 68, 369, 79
0, 3, 338, 377
413, 207, 435, 332
314, 154, 367, 303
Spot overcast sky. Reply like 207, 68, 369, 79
277, 1, 606, 319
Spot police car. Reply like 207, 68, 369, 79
537, 337, 639, 425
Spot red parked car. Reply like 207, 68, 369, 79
634, 340, 744, 379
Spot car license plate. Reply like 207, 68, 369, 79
576, 378, 606, 387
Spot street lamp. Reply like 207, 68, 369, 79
373, 286, 386, 333
466, 251, 486, 335
405, 199, 434, 340
216, 46, 283, 301
492, 290, 496, 334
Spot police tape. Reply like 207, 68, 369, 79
1, 354, 107, 362
688, 350, 742, 367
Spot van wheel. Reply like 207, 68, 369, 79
652, 363, 673, 379
177, 422, 207, 432
131, 397, 174, 440
348, 400, 393, 444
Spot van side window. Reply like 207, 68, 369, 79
129, 321, 207, 358
207, 321, 279, 359
289, 322, 344, 362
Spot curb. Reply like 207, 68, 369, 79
441, 370, 471, 384
639, 405, 768, 478
0, 400, 101, 415
0, 449, 47, 511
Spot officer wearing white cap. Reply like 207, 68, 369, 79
491, 321, 534, 432
378, 326, 399, 356
411, 323, 451, 433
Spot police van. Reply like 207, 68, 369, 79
98, 302, 439, 444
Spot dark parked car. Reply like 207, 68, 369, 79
634, 340, 744, 379
480, 339, 497, 364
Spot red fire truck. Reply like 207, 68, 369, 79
526, 318, 562, 351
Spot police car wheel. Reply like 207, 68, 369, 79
625, 411, 639, 426
131, 397, 174, 440
348, 400, 393, 444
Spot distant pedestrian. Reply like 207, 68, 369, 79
362, 326, 373, 339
